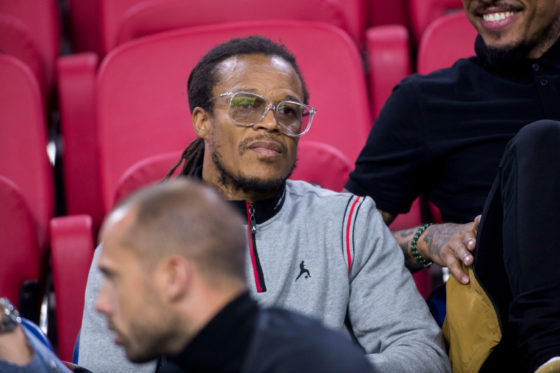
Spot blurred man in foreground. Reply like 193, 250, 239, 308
95, 178, 375, 373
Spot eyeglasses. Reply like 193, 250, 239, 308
211, 91, 316, 137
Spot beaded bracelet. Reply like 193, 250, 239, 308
410, 223, 433, 268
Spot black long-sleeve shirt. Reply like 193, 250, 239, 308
158, 292, 375, 373
347, 35, 560, 223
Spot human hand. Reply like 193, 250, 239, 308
0, 300, 33, 366
419, 215, 481, 284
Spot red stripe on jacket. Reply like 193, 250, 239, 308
346, 197, 361, 274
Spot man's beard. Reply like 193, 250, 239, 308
481, 15, 560, 67
484, 40, 533, 67
210, 136, 296, 196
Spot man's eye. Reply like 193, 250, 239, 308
278, 103, 299, 117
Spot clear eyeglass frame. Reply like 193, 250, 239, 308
210, 90, 317, 137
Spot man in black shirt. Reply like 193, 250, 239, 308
94, 179, 375, 373
346, 0, 560, 371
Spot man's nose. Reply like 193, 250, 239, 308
94, 281, 111, 315
253, 106, 279, 132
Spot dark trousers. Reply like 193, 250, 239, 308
475, 120, 560, 372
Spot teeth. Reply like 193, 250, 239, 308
483, 11, 515, 22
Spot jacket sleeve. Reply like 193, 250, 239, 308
78, 246, 157, 373
346, 196, 450, 373
0, 328, 72, 373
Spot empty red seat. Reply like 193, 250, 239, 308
0, 55, 54, 252
0, 176, 40, 309
58, 21, 371, 225
408, 0, 464, 43
100, 0, 365, 55
0, 0, 60, 97
417, 11, 477, 74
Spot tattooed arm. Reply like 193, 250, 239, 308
377, 209, 480, 284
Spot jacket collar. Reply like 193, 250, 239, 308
192, 166, 286, 224
229, 183, 286, 224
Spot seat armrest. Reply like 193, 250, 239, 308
57, 54, 104, 231
50, 215, 95, 361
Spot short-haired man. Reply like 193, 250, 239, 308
346, 0, 560, 371
78, 36, 449, 372
94, 178, 376, 373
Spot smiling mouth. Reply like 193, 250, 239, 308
482, 10, 516, 23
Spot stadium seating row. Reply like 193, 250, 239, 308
0, 0, 476, 361
0, 0, 464, 101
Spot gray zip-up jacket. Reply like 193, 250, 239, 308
79, 180, 450, 373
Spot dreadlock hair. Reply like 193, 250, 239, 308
164, 35, 309, 180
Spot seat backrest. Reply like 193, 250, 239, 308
366, 0, 407, 27
0, 176, 40, 308
408, 0, 464, 43
0, 15, 47, 95
113, 141, 353, 207
417, 11, 477, 75
101, 0, 365, 54
290, 141, 353, 192
0, 0, 60, 95
97, 21, 371, 212
366, 25, 411, 119
68, 0, 103, 54
0, 55, 54, 250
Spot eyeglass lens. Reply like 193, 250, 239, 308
229, 92, 311, 135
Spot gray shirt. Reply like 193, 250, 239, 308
79, 180, 450, 373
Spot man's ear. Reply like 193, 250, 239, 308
192, 107, 211, 140
157, 255, 191, 301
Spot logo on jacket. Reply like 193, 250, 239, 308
295, 260, 311, 281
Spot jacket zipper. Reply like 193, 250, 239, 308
246, 202, 267, 293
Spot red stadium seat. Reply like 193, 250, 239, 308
290, 141, 353, 192
0, 0, 60, 97
57, 54, 104, 226
0, 55, 54, 252
100, 0, 365, 54
408, 0, 464, 43
113, 152, 182, 208
68, 0, 103, 55
417, 11, 477, 74
0, 176, 40, 309
366, 0, 408, 28
0, 15, 47, 96
366, 25, 411, 119
58, 21, 371, 225
50, 215, 95, 362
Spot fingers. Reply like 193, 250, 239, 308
463, 232, 477, 252
473, 214, 482, 235
462, 215, 481, 253
448, 239, 473, 281
441, 248, 470, 284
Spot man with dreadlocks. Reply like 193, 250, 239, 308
78, 36, 450, 373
